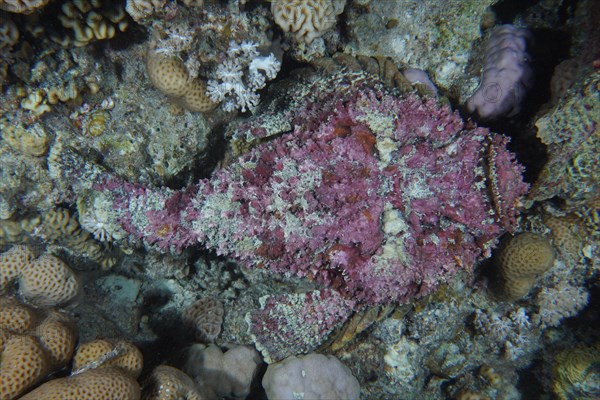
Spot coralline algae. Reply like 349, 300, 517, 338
50, 72, 528, 305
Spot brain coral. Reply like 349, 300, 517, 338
271, 0, 346, 43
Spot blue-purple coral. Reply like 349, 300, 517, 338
467, 25, 533, 119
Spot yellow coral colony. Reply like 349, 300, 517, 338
0, 245, 80, 307
146, 51, 216, 113
0, 296, 76, 400
21, 339, 143, 399
497, 232, 556, 299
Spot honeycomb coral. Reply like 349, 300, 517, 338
147, 53, 190, 98
36, 312, 77, 367
18, 254, 79, 307
0, 297, 35, 335
0, 296, 76, 400
19, 367, 141, 400
0, 245, 34, 292
72, 339, 143, 378
142, 365, 202, 400
181, 79, 216, 113
497, 232, 556, 299
146, 51, 215, 112
0, 335, 49, 400
271, 0, 347, 43
0, 245, 80, 307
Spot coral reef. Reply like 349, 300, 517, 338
0, 0, 598, 399
344, 0, 499, 99
533, 280, 589, 328
49, 70, 528, 306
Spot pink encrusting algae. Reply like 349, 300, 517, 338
52, 73, 529, 305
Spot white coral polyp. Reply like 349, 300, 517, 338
249, 55, 281, 80
228, 40, 259, 57
206, 41, 281, 112
216, 60, 244, 83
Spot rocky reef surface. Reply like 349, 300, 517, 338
1, 0, 598, 399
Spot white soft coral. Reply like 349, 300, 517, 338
206, 41, 281, 112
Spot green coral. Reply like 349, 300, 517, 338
553, 343, 600, 400
529, 70, 600, 208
